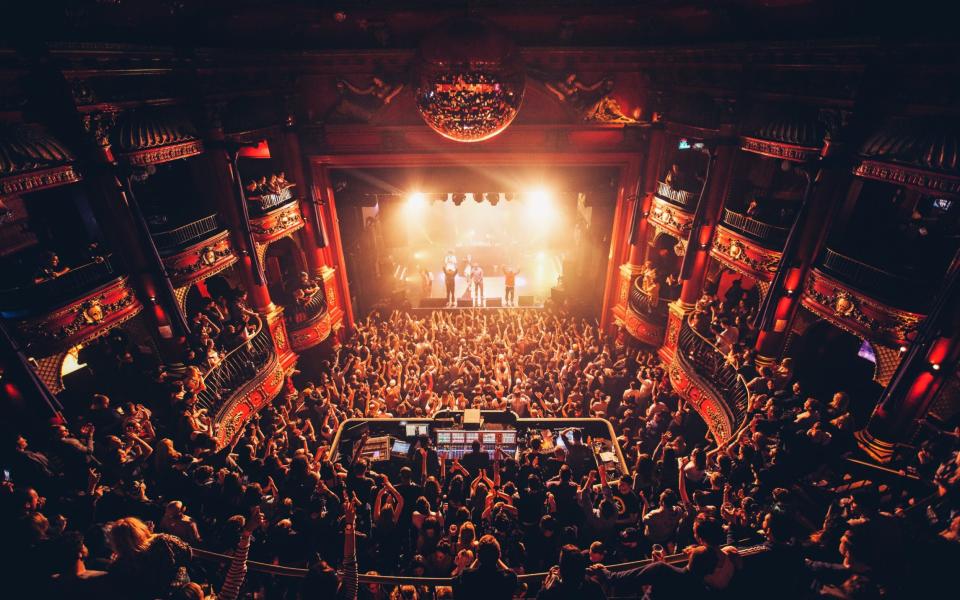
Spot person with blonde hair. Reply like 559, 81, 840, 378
108, 517, 193, 599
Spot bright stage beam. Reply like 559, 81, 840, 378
406, 191, 427, 212
526, 186, 554, 219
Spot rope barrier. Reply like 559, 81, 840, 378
192, 543, 771, 585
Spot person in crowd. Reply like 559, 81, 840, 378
2, 299, 959, 600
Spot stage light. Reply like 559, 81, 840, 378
489, 193, 500, 206
474, 192, 484, 203
526, 187, 553, 218
453, 193, 465, 206
407, 192, 426, 210
932, 363, 941, 371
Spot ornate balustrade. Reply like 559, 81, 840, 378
819, 248, 932, 309
285, 290, 328, 326
672, 318, 751, 444
721, 208, 790, 248
152, 214, 221, 253
0, 254, 118, 312
655, 180, 699, 210
628, 276, 668, 318
195, 314, 276, 417
248, 187, 295, 214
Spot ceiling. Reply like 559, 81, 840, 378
4, 1, 951, 51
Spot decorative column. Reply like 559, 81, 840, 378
79, 111, 188, 346
856, 254, 960, 462
661, 131, 736, 362
600, 156, 643, 331
313, 163, 354, 331
282, 116, 327, 279
614, 126, 667, 345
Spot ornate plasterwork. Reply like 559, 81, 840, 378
649, 197, 693, 239
162, 232, 237, 288
740, 137, 821, 163
711, 228, 781, 281
118, 140, 204, 167
0, 165, 82, 196
853, 159, 960, 197
801, 269, 924, 346
15, 277, 143, 353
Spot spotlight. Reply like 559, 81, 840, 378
489, 193, 501, 206
932, 363, 941, 371
453, 193, 465, 206
474, 192, 484, 203
407, 192, 426, 210
899, 346, 908, 353
526, 187, 553, 218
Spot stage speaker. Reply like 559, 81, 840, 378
463, 409, 482, 430
518, 295, 536, 307
486, 298, 502, 308
420, 298, 447, 309
457, 298, 473, 308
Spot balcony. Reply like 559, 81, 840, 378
152, 214, 221, 255
818, 248, 934, 311
672, 318, 750, 444
0, 255, 119, 315
248, 186, 296, 215
196, 313, 276, 419
654, 180, 699, 211
628, 276, 668, 318
285, 289, 333, 353
720, 209, 790, 249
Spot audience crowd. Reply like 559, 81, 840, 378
3, 299, 958, 600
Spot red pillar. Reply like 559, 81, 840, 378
313, 162, 355, 330
677, 141, 736, 308
752, 163, 848, 363
600, 157, 642, 331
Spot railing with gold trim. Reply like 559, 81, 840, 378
721, 208, 790, 248
152, 214, 221, 253
0, 254, 118, 312
676, 318, 750, 436
284, 289, 328, 327
654, 180, 699, 210
819, 247, 933, 308
195, 313, 275, 414
628, 276, 668, 318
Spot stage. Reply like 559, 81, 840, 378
416, 274, 544, 308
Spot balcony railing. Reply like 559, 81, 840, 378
676, 318, 750, 433
0, 254, 118, 312
628, 276, 668, 318
655, 180, 699, 210
248, 187, 295, 214
721, 209, 790, 248
152, 214, 220, 253
819, 248, 932, 308
195, 313, 275, 415
285, 289, 328, 327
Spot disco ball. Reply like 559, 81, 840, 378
413, 18, 525, 143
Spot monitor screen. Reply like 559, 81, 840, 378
392, 440, 411, 455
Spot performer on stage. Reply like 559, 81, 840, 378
503, 265, 518, 307
470, 262, 484, 307
443, 251, 458, 307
